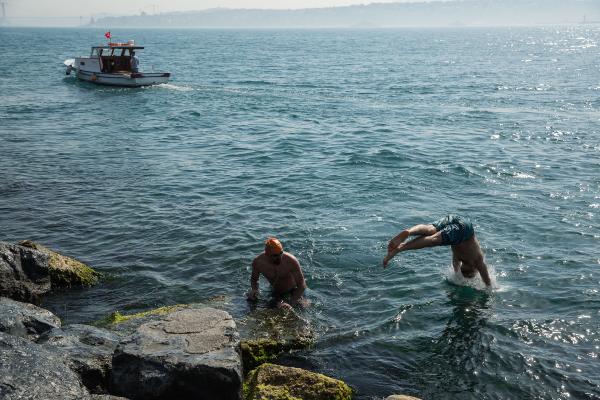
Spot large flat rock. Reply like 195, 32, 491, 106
110, 307, 242, 400
0, 331, 91, 400
0, 242, 50, 302
0, 296, 61, 340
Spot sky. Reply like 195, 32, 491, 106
4, 0, 434, 19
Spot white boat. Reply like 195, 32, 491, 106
65, 40, 170, 87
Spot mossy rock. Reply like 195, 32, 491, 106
241, 335, 312, 372
244, 363, 352, 400
19, 240, 101, 288
238, 309, 314, 372
94, 304, 190, 329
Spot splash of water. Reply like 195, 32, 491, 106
444, 264, 500, 291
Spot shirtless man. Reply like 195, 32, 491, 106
247, 237, 307, 309
383, 215, 492, 287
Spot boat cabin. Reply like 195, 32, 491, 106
91, 43, 144, 74
67, 39, 170, 87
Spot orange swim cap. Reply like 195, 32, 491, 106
264, 237, 283, 255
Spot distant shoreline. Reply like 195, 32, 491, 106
4, 0, 600, 28
2, 22, 600, 29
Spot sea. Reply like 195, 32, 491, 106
0, 26, 599, 399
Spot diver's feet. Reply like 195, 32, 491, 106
383, 252, 397, 268
388, 230, 410, 252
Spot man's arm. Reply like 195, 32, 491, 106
247, 259, 260, 301
289, 256, 307, 307
475, 258, 492, 287
452, 251, 462, 273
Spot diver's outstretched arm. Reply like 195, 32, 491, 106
452, 249, 462, 273
475, 259, 492, 287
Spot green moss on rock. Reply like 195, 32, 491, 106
244, 363, 352, 400
241, 335, 313, 372
241, 339, 280, 371
19, 240, 101, 287
95, 304, 189, 327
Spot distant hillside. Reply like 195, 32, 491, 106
91, 0, 600, 28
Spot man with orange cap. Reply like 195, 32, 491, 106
247, 237, 307, 309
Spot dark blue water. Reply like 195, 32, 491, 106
1, 27, 599, 399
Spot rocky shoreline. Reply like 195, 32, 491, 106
0, 240, 418, 400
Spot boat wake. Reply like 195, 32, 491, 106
154, 83, 194, 92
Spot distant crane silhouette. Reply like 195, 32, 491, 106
1, 1, 7, 24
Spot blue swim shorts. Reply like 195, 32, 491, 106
431, 215, 474, 245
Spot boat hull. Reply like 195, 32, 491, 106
76, 70, 170, 87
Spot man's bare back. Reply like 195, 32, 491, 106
450, 235, 491, 284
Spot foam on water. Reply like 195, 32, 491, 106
154, 83, 194, 92
444, 264, 501, 291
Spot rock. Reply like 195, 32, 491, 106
110, 307, 242, 400
244, 363, 352, 400
0, 241, 51, 302
0, 240, 100, 301
0, 297, 61, 340
91, 395, 129, 400
0, 331, 91, 399
386, 396, 422, 400
238, 308, 314, 371
19, 240, 101, 288
38, 324, 120, 394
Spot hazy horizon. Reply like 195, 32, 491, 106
1, 0, 598, 27
1, 0, 441, 27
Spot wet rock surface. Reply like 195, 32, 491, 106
38, 324, 120, 394
0, 241, 50, 302
0, 296, 61, 340
110, 307, 242, 400
0, 331, 92, 400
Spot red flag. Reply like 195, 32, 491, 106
104, 31, 111, 39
